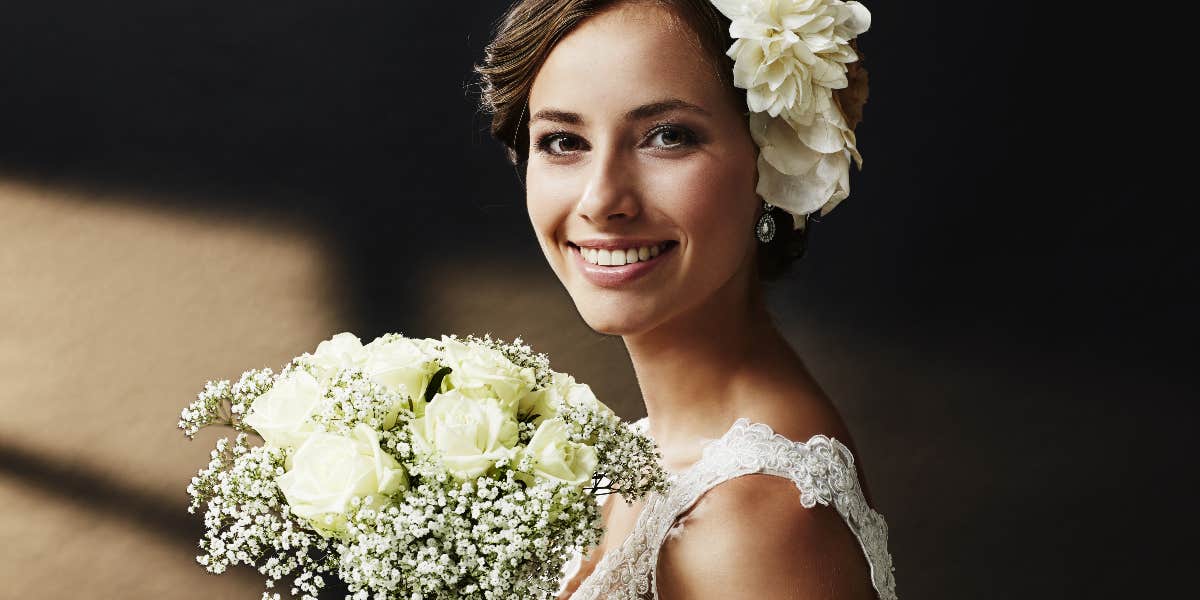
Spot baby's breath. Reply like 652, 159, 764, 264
337, 474, 601, 600
188, 433, 334, 599
178, 368, 274, 438
559, 402, 669, 501
310, 369, 409, 435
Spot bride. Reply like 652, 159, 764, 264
475, 0, 895, 598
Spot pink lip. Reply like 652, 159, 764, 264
569, 242, 677, 288
571, 237, 671, 250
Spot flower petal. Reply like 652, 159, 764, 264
842, 2, 873, 36
788, 113, 846, 154
756, 155, 834, 219
811, 57, 847, 88
818, 151, 854, 216
751, 113, 823, 176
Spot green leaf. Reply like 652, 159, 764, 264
424, 366, 453, 403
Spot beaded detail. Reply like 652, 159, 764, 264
559, 417, 897, 599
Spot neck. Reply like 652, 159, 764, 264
621, 264, 811, 456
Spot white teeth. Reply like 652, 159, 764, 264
579, 243, 670, 266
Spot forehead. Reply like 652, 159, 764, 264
529, 3, 724, 117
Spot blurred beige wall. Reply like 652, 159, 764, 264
0, 178, 344, 598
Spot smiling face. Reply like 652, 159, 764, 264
525, 1, 761, 336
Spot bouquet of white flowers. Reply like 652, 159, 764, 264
179, 332, 668, 600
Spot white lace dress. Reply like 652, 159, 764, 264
557, 417, 898, 600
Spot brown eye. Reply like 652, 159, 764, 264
645, 125, 697, 149
536, 132, 587, 156
550, 135, 582, 153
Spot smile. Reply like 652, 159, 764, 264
568, 241, 678, 288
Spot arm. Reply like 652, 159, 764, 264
656, 473, 876, 600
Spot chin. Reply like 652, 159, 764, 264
574, 302, 660, 337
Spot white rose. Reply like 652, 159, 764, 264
563, 379, 614, 417
439, 336, 535, 415
243, 370, 324, 449
308, 332, 367, 381
517, 418, 598, 487
408, 336, 444, 355
277, 423, 408, 538
517, 386, 558, 425
410, 389, 519, 480
519, 371, 613, 425
361, 336, 441, 422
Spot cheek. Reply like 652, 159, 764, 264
525, 168, 572, 249
646, 154, 758, 254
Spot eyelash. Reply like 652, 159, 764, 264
533, 122, 700, 156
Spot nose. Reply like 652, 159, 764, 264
576, 145, 641, 224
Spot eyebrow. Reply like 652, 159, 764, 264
529, 98, 711, 126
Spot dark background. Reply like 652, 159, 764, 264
0, 1, 1190, 598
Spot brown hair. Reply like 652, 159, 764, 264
473, 0, 869, 282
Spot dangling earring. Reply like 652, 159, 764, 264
756, 201, 777, 243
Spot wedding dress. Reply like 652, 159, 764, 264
557, 416, 898, 600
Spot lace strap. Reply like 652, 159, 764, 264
645, 419, 898, 600
568, 417, 898, 600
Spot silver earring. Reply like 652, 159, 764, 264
756, 201, 777, 243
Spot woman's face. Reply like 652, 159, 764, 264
525, 1, 760, 336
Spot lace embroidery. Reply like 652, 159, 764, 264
562, 417, 898, 600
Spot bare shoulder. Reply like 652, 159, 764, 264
656, 473, 876, 600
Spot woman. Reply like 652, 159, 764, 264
475, 0, 896, 598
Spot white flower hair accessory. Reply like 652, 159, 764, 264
710, 0, 872, 230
